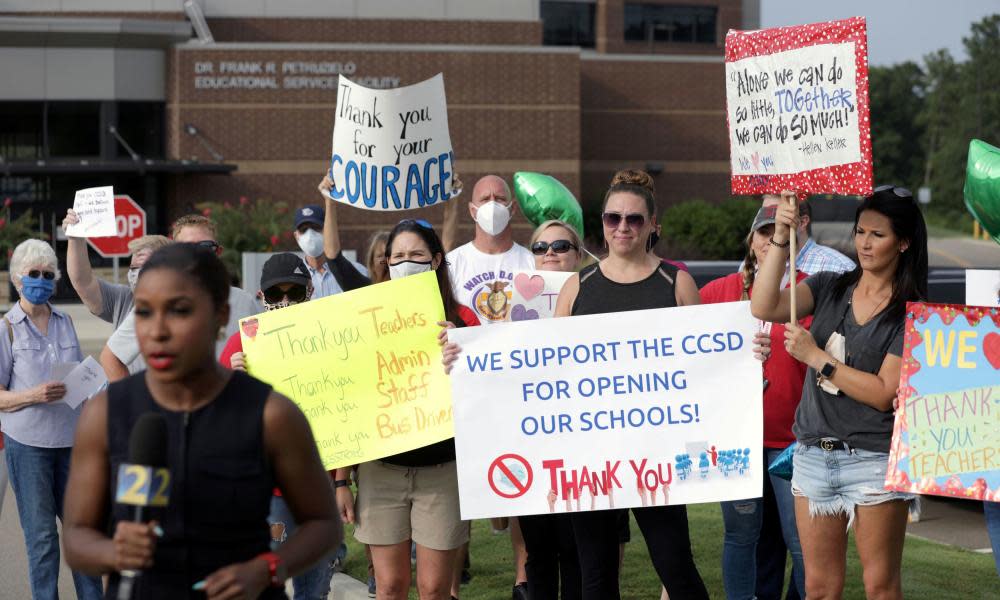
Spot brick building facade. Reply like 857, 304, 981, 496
0, 0, 758, 256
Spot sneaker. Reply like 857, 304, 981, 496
410, 540, 417, 566
512, 582, 529, 600
367, 576, 376, 598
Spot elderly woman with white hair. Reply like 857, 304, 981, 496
0, 238, 102, 600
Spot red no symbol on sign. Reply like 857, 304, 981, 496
87, 195, 146, 258
488, 453, 533, 499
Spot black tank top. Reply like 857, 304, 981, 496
105, 371, 285, 600
571, 261, 679, 316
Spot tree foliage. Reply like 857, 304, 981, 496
870, 14, 1000, 226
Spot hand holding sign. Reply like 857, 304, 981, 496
65, 187, 116, 238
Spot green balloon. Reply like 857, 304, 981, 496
965, 139, 1000, 244
513, 172, 584, 237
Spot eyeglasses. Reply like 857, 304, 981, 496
263, 284, 308, 304
874, 185, 914, 199
296, 223, 322, 233
397, 218, 434, 230
195, 240, 221, 253
602, 212, 646, 230
27, 270, 55, 280
531, 240, 578, 255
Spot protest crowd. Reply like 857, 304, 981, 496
1, 17, 999, 600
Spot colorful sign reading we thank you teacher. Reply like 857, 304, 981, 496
239, 272, 452, 469
886, 303, 1000, 502
448, 302, 762, 520
724, 17, 873, 195
329, 73, 455, 211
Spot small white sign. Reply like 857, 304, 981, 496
65, 187, 116, 238
966, 269, 1000, 306
61, 356, 108, 409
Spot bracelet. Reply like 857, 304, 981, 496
769, 237, 790, 249
333, 479, 350, 488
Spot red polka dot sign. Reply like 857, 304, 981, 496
725, 17, 873, 196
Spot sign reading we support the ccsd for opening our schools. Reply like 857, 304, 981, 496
886, 303, 1000, 501
239, 272, 452, 470
447, 302, 763, 519
724, 17, 873, 196
329, 73, 455, 211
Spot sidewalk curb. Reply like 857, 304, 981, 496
330, 572, 371, 600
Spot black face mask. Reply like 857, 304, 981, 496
646, 230, 660, 252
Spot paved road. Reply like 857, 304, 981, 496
0, 488, 78, 598
929, 237, 1000, 268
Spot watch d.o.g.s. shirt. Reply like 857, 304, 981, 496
446, 242, 535, 324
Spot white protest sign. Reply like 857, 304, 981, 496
448, 302, 762, 519
724, 17, 872, 195
61, 356, 108, 409
508, 271, 574, 321
65, 187, 116, 238
966, 269, 1000, 306
329, 73, 455, 211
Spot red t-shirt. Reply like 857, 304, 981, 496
699, 272, 811, 448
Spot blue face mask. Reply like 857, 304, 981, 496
21, 275, 55, 305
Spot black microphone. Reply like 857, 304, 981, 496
115, 413, 170, 600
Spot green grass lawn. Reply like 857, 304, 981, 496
340, 503, 997, 599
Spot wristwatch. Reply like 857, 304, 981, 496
333, 479, 350, 488
257, 552, 286, 588
819, 359, 839, 379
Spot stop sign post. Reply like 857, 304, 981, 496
87, 195, 146, 282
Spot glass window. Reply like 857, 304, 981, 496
624, 4, 717, 44
115, 102, 165, 159
542, 1, 596, 48
0, 103, 44, 160
46, 102, 101, 157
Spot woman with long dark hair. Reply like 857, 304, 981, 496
336, 219, 477, 600
751, 187, 928, 600
63, 243, 341, 599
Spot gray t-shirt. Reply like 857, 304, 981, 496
792, 271, 905, 453
97, 279, 133, 329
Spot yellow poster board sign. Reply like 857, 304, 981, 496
239, 272, 452, 469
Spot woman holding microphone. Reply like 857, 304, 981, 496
63, 244, 341, 599
751, 187, 927, 600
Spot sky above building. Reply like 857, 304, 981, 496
761, 0, 1000, 66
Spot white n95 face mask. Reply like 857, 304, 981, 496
296, 229, 325, 258
388, 260, 433, 280
474, 201, 511, 236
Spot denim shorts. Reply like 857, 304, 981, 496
791, 443, 915, 528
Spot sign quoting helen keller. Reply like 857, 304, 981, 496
239, 272, 453, 470
448, 302, 762, 519
329, 73, 455, 211
886, 303, 1000, 502
725, 17, 873, 195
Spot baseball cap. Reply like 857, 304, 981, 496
259, 253, 311, 290
751, 205, 777, 232
294, 204, 325, 229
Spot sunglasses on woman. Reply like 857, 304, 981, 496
531, 240, 578, 255
27, 270, 56, 280
195, 240, 222, 253
263, 284, 308, 304
602, 212, 646, 229
874, 185, 914, 200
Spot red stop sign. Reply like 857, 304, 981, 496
87, 195, 147, 258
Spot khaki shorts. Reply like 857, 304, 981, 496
354, 460, 468, 551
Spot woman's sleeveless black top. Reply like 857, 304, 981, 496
571, 262, 680, 316
105, 370, 285, 599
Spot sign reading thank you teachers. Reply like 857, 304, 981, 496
239, 272, 452, 470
